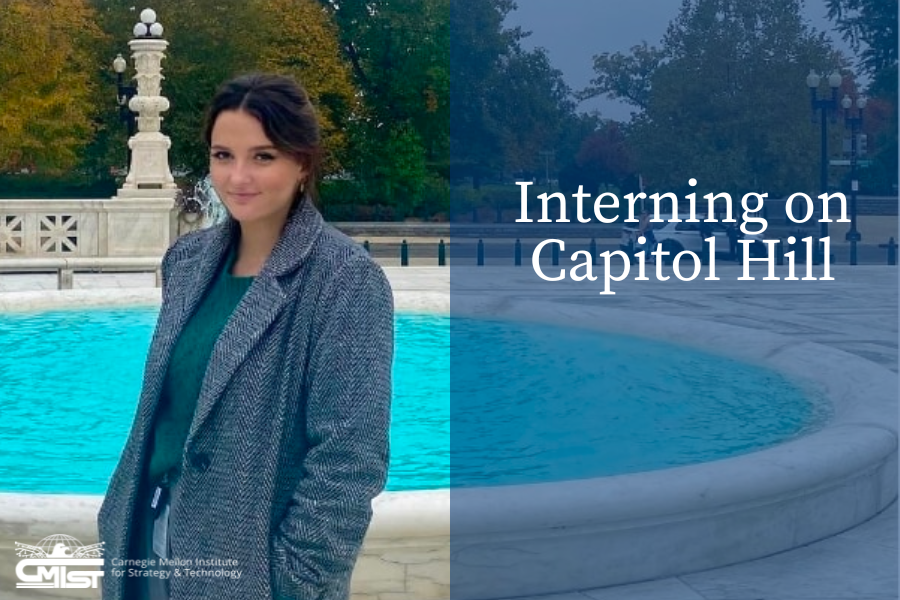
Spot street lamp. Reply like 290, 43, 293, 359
112, 9, 165, 172
806, 69, 842, 246
841, 93, 866, 265
112, 53, 137, 169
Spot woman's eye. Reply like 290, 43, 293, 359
211, 151, 231, 160
256, 153, 276, 162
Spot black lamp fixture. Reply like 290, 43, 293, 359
841, 92, 866, 265
806, 69, 842, 245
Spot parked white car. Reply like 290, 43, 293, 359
620, 217, 770, 262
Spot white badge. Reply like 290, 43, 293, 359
152, 502, 170, 560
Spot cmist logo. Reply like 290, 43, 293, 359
15, 534, 105, 589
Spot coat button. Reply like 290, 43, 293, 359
189, 451, 211, 472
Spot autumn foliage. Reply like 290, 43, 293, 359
0, 0, 358, 178
0, 0, 107, 173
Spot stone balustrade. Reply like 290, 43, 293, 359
0, 197, 177, 259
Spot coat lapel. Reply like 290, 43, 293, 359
186, 199, 324, 444
136, 222, 233, 434
176, 224, 234, 334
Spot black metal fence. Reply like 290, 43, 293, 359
359, 237, 899, 266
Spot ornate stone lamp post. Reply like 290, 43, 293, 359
116, 8, 177, 194
106, 8, 178, 258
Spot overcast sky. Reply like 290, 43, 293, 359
504, 0, 855, 121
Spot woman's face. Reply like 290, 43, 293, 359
209, 109, 306, 229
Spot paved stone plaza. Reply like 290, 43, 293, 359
0, 264, 896, 600
431, 264, 897, 599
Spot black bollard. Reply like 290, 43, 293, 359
401, 239, 409, 267
438, 239, 446, 266
514, 239, 522, 266
363, 240, 370, 253
477, 239, 484, 266
879, 237, 898, 266
589, 238, 597, 265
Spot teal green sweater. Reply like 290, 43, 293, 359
146, 244, 254, 486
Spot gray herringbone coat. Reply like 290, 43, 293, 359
97, 200, 393, 599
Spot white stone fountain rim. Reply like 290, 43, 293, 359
0, 288, 895, 541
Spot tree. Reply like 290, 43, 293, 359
490, 46, 579, 175
826, 0, 898, 193
447, 0, 520, 184
826, 0, 897, 87
318, 0, 587, 219
580, 42, 666, 114
254, 0, 358, 174
320, 0, 449, 215
591, 0, 841, 195
446, 0, 590, 189
575, 121, 636, 191
0, 0, 108, 173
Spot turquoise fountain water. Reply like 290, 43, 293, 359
0, 308, 826, 495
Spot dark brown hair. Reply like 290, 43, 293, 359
203, 73, 322, 205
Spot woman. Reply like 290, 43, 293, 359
97, 73, 394, 600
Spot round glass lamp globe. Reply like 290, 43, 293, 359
113, 54, 126, 73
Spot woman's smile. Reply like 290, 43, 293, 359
230, 192, 260, 203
